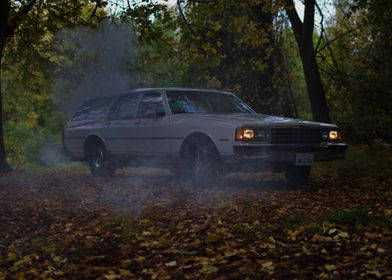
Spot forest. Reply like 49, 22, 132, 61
0, 0, 391, 278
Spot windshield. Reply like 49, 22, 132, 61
166, 91, 255, 114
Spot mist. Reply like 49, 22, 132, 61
39, 20, 144, 166
52, 20, 144, 120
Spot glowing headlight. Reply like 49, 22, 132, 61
329, 130, 340, 141
236, 128, 255, 140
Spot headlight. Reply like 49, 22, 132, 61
328, 130, 340, 141
236, 128, 255, 140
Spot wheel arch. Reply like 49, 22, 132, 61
83, 134, 106, 160
180, 132, 220, 159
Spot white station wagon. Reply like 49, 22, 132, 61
62, 88, 347, 185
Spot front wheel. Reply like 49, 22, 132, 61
189, 140, 219, 187
88, 144, 115, 177
284, 165, 311, 185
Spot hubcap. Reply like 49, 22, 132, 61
93, 149, 104, 168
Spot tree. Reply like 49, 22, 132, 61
0, 0, 99, 171
317, 0, 392, 142
170, 0, 296, 116
283, 0, 330, 122
0, 0, 38, 172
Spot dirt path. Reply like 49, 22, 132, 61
0, 169, 391, 279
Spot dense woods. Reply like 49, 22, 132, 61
0, 0, 391, 169
1, 1, 392, 278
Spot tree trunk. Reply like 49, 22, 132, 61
284, 0, 330, 123
0, 0, 13, 172
299, 38, 330, 123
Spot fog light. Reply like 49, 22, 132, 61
329, 130, 339, 140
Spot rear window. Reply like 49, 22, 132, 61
72, 96, 114, 121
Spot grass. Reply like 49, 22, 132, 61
277, 215, 307, 231
313, 143, 392, 180
327, 207, 391, 227
23, 161, 88, 174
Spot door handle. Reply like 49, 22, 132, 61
134, 120, 141, 125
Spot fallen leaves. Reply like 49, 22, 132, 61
0, 169, 391, 279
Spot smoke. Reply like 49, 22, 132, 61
52, 19, 144, 120
39, 20, 144, 166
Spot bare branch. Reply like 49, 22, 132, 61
177, 0, 197, 37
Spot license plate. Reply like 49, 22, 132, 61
294, 153, 314, 166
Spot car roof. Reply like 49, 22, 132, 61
80, 88, 235, 104
121, 87, 235, 95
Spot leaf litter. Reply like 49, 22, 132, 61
0, 168, 391, 279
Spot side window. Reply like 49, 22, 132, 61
109, 94, 139, 120
138, 92, 165, 118
72, 96, 114, 121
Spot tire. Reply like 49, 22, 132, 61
188, 138, 219, 187
88, 144, 115, 177
284, 165, 311, 185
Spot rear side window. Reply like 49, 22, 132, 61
108, 94, 140, 120
138, 92, 165, 118
72, 96, 114, 121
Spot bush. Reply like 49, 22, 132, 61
4, 121, 61, 170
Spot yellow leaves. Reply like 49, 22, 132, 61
164, 260, 177, 267
224, 250, 237, 258
7, 251, 18, 261
260, 261, 274, 273
26, 112, 38, 128
104, 271, 121, 280
334, 231, 350, 239
287, 226, 305, 241
212, 22, 222, 32
311, 235, 334, 243
141, 230, 152, 236
136, 256, 146, 263
200, 265, 218, 274
324, 264, 336, 271
65, 223, 73, 232
366, 270, 382, 278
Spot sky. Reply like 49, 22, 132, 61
108, 0, 334, 27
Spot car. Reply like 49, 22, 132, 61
62, 88, 347, 185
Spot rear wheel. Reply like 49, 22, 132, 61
88, 144, 115, 177
284, 165, 311, 185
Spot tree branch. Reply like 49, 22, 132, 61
177, 0, 197, 37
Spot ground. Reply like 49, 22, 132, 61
0, 158, 392, 279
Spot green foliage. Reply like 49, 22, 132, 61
4, 122, 44, 169
314, 144, 392, 181
278, 215, 307, 231
327, 208, 391, 227
327, 208, 370, 227
127, 0, 296, 116
319, 0, 392, 143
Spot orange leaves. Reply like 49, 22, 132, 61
1, 170, 392, 278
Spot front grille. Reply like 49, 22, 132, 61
270, 127, 322, 145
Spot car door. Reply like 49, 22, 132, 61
101, 93, 142, 155
134, 92, 172, 157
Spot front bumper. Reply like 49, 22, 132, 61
233, 142, 347, 162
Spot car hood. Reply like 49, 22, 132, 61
183, 113, 338, 128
